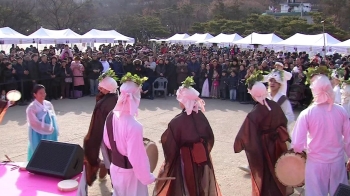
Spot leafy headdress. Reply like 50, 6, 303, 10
181, 76, 196, 88
177, 76, 205, 115
304, 65, 332, 85
120, 72, 148, 86
98, 68, 119, 82
246, 70, 264, 89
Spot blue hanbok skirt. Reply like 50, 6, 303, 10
27, 111, 58, 161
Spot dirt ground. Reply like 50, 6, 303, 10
0, 96, 305, 196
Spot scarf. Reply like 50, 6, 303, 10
33, 99, 54, 131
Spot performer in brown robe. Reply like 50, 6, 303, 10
0, 100, 10, 124
154, 77, 222, 196
234, 81, 290, 196
83, 73, 119, 186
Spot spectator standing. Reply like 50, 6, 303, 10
86, 54, 103, 96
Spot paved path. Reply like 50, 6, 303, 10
0, 96, 305, 196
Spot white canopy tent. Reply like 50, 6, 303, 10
165, 33, 190, 43
273, 33, 341, 53
182, 33, 214, 44
330, 39, 350, 54
27, 27, 91, 44
0, 27, 32, 44
82, 29, 134, 43
233, 32, 283, 49
204, 33, 243, 47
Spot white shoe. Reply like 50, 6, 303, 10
238, 165, 251, 173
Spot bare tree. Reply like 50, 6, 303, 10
35, 0, 95, 31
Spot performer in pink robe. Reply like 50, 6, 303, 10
292, 74, 350, 196
103, 75, 155, 196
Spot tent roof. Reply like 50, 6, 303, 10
166, 33, 190, 42
0, 27, 28, 38
82, 29, 134, 43
183, 33, 214, 43
0, 27, 32, 44
332, 39, 350, 47
274, 33, 340, 47
205, 33, 243, 44
234, 32, 283, 45
28, 27, 88, 44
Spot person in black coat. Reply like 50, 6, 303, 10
38, 55, 53, 100
2, 62, 17, 92
13, 57, 31, 102
50, 56, 61, 100
228, 71, 238, 101
86, 54, 104, 96
219, 70, 229, 100
27, 54, 40, 89
165, 58, 177, 96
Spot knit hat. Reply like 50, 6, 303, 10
176, 77, 205, 115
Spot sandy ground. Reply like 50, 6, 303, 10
0, 96, 305, 196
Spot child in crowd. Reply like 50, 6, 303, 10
211, 70, 220, 99
219, 70, 229, 100
1, 90, 6, 101
228, 71, 238, 101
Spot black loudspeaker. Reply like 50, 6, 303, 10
26, 140, 84, 179
334, 183, 350, 196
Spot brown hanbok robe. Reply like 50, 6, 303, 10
153, 110, 222, 196
83, 93, 118, 185
0, 101, 8, 124
234, 99, 290, 196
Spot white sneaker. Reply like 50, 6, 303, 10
238, 165, 251, 173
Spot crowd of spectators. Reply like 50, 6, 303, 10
0, 43, 349, 108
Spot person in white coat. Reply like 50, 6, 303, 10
291, 74, 350, 196
341, 81, 350, 118
103, 74, 155, 196
263, 62, 292, 96
332, 70, 342, 105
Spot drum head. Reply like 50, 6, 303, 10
275, 153, 306, 187
6, 90, 21, 102
144, 139, 158, 173
57, 179, 78, 192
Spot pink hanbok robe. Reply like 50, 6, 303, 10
291, 103, 350, 196
103, 111, 155, 196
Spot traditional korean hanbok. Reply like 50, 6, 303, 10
26, 100, 59, 161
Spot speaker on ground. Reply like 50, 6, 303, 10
26, 140, 84, 179
334, 183, 350, 196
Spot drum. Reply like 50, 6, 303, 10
143, 138, 158, 173
6, 90, 21, 102
275, 150, 306, 187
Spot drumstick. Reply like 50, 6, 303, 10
5, 155, 13, 162
155, 177, 176, 181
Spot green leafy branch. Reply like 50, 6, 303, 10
246, 70, 264, 89
120, 72, 148, 86
98, 68, 119, 82
303, 66, 331, 85
181, 76, 196, 88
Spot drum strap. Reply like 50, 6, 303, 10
277, 95, 287, 106
106, 111, 133, 169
